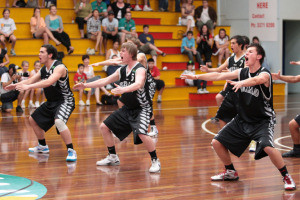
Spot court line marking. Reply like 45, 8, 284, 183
0, 176, 34, 197
202, 119, 291, 152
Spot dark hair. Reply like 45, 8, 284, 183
218, 28, 228, 39
33, 7, 40, 17
78, 63, 84, 68
147, 58, 154, 63
230, 35, 245, 50
49, 4, 56, 10
187, 60, 194, 66
3, 8, 10, 16
82, 54, 90, 61
92, 9, 99, 15
252, 36, 260, 43
8, 64, 16, 74
41, 44, 57, 59
34, 60, 40, 66
248, 43, 265, 65
242, 35, 250, 46
187, 30, 193, 35
200, 24, 210, 37
111, 54, 118, 59
143, 25, 149, 29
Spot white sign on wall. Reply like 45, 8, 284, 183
249, 0, 277, 41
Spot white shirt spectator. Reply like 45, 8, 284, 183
0, 72, 11, 94
0, 18, 16, 34
102, 17, 118, 32
200, 7, 210, 24
214, 34, 229, 46
181, 69, 195, 86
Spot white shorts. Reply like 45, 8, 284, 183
181, 16, 195, 27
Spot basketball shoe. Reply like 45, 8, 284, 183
211, 169, 239, 181
66, 148, 77, 162
96, 154, 120, 166
149, 158, 161, 173
282, 149, 300, 158
283, 174, 296, 191
28, 144, 49, 153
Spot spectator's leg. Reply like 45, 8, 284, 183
79, 89, 83, 101
193, 79, 201, 89
218, 48, 225, 65
0, 35, 6, 49
75, 17, 85, 38
186, 19, 192, 32
120, 32, 126, 45
196, 20, 204, 32
157, 80, 165, 96
12, 0, 17, 7
102, 33, 108, 54
95, 88, 101, 104
95, 32, 103, 55
60, 31, 72, 52
175, 0, 181, 12
152, 55, 157, 66
44, 27, 61, 45
148, 43, 163, 55
36, 88, 42, 102
9, 34, 16, 52
206, 20, 215, 35
87, 90, 92, 101
73, 0, 77, 7
201, 80, 207, 89
17, 90, 24, 108
100, 87, 110, 95
183, 50, 194, 63
225, 48, 230, 59
6, 0, 9, 7
195, 51, 204, 66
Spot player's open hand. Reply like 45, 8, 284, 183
15, 83, 29, 92
200, 65, 208, 72
111, 83, 124, 94
180, 74, 197, 80
227, 80, 244, 92
73, 82, 85, 90
271, 71, 281, 80
5, 84, 16, 91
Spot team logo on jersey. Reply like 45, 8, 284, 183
240, 86, 259, 97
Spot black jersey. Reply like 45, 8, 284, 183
226, 54, 246, 90
40, 60, 74, 102
237, 67, 275, 123
119, 63, 154, 109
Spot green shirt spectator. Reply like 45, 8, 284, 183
91, 0, 107, 17
118, 18, 136, 32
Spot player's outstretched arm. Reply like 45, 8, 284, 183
90, 58, 123, 67
272, 70, 300, 83
181, 70, 239, 81
200, 59, 229, 73
290, 61, 300, 65
5, 72, 41, 91
229, 72, 270, 92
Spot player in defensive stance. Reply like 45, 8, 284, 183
74, 42, 160, 173
181, 43, 296, 190
6, 44, 76, 162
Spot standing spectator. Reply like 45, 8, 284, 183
30, 7, 61, 46
148, 58, 165, 103
0, 9, 17, 56
133, 0, 152, 11
74, 64, 88, 106
0, 64, 23, 113
87, 9, 103, 55
75, 0, 93, 38
28, 60, 45, 108
213, 28, 230, 67
181, 31, 203, 67
118, 12, 137, 44
45, 5, 74, 55
0, 46, 9, 76
138, 25, 166, 66
181, 60, 208, 93
91, 0, 108, 18
196, 24, 213, 67
19, 61, 31, 108
159, 0, 181, 12
109, 0, 131, 21
181, 0, 195, 35
252, 36, 270, 71
102, 11, 119, 53
194, 0, 217, 34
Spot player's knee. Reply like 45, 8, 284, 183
263, 146, 274, 154
29, 116, 35, 125
55, 119, 68, 132
289, 119, 299, 130
211, 139, 220, 148
100, 122, 109, 132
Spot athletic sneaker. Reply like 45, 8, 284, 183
21, 100, 25, 108
16, 105, 23, 113
283, 174, 296, 191
35, 101, 40, 108
66, 148, 77, 162
282, 149, 300, 158
10, 49, 16, 56
249, 140, 256, 152
29, 101, 35, 108
148, 125, 158, 137
28, 144, 49, 153
211, 169, 239, 181
96, 154, 120, 166
149, 158, 161, 173
157, 95, 162, 103
197, 89, 204, 94
86, 100, 90, 106
79, 100, 85, 106
134, 5, 142, 11
203, 88, 209, 94
143, 5, 153, 11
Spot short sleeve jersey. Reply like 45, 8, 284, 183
237, 67, 274, 123
118, 18, 135, 32
40, 60, 74, 102
119, 63, 153, 109
91, 1, 107, 13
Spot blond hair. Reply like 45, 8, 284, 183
121, 42, 137, 60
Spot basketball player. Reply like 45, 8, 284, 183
181, 43, 296, 190
5, 44, 77, 162
74, 42, 161, 173
201, 35, 246, 128
272, 70, 300, 157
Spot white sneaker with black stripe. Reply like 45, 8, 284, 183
96, 154, 120, 166
211, 169, 239, 181
149, 158, 161, 173
28, 144, 49, 153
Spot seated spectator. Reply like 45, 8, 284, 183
73, 0, 90, 9
87, 9, 103, 55
194, 0, 217, 34
106, 54, 122, 89
106, 40, 120, 60
213, 28, 230, 67
252, 36, 270, 71
0, 64, 23, 113
118, 12, 137, 44
26, 0, 41, 8
159, 0, 181, 12
108, 0, 131, 21
30, 7, 61, 46
181, 60, 208, 94
133, 0, 152, 11
74, 63, 88, 106
81, 55, 110, 105
45, 5, 74, 55
148, 58, 165, 103
91, 0, 108, 18
29, 60, 45, 108
138, 25, 166, 66
0, 46, 9, 76
181, 31, 203, 67
44, 0, 56, 8
19, 61, 31, 108
102, 11, 119, 53
75, 0, 93, 38
0, 9, 17, 56
196, 24, 213, 67
181, 0, 195, 35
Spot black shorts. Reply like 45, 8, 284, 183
31, 100, 75, 133
214, 115, 276, 160
294, 115, 300, 126
102, 32, 119, 41
155, 79, 165, 91
215, 90, 238, 122
219, 90, 227, 97
103, 105, 153, 145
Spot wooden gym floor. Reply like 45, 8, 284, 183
1, 94, 300, 199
